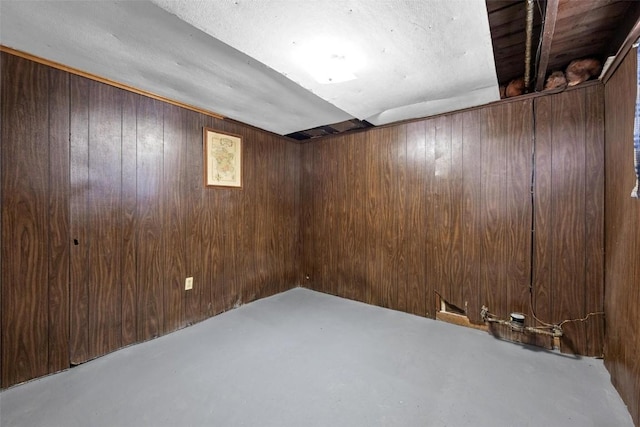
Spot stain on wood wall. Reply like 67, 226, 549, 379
604, 47, 640, 427
301, 85, 605, 357
0, 52, 300, 387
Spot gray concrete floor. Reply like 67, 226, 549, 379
0, 287, 633, 427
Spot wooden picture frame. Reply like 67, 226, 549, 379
203, 127, 243, 188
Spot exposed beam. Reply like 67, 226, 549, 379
524, 0, 535, 90
534, 0, 559, 92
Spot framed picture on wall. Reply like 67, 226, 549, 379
203, 127, 243, 188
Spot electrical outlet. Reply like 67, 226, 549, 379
185, 277, 193, 291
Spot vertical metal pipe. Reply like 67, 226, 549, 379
524, 0, 534, 90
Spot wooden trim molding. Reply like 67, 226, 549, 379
0, 45, 225, 120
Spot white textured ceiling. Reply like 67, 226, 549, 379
0, 0, 500, 135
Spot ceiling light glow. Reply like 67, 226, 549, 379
294, 38, 365, 84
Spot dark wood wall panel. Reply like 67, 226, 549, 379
460, 110, 482, 323
228, 124, 244, 306
200, 115, 217, 318
1, 55, 54, 385
271, 133, 286, 295
505, 101, 533, 318
300, 141, 315, 291
336, 135, 350, 301
265, 133, 281, 293
252, 132, 279, 300
279, 132, 298, 294
285, 141, 301, 293
135, 96, 165, 342
69, 75, 90, 365
238, 126, 259, 304
0, 54, 2, 387
87, 81, 123, 359
423, 121, 437, 317
47, 68, 71, 374
346, 134, 367, 302
266, 133, 285, 297
251, 129, 268, 300
302, 88, 604, 357
386, 125, 406, 312
604, 47, 640, 426
184, 111, 206, 325
365, 129, 383, 306
121, 92, 138, 346
311, 137, 330, 296
433, 115, 454, 308
351, 132, 368, 304
533, 87, 604, 356
220, 170, 237, 312
208, 119, 236, 312
327, 136, 339, 296
404, 121, 427, 316
583, 85, 604, 357
1, 52, 300, 387
481, 104, 508, 320
552, 89, 587, 354
265, 133, 283, 298
532, 94, 553, 330
281, 135, 301, 295
427, 116, 450, 304
218, 121, 240, 309
274, 132, 290, 292
163, 104, 187, 332
448, 114, 463, 310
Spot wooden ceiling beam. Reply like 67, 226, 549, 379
535, 0, 560, 92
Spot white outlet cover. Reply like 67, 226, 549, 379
185, 277, 193, 291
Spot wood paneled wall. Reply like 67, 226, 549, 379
0, 52, 300, 387
302, 103, 533, 322
301, 85, 605, 357
534, 85, 605, 356
0, 52, 71, 388
604, 48, 640, 426
0, 49, 612, 393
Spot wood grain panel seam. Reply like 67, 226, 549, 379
548, 99, 555, 323
120, 92, 128, 343
87, 90, 93, 358
45, 70, 52, 374
47, 67, 72, 372
67, 72, 72, 364
582, 92, 589, 325
460, 113, 467, 316
529, 99, 536, 315
0, 52, 3, 388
